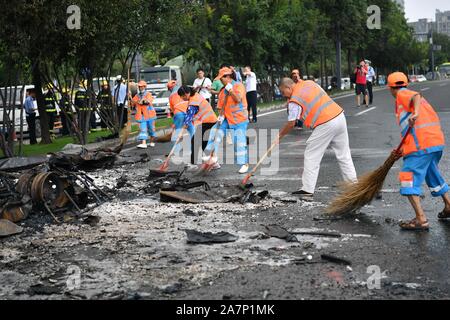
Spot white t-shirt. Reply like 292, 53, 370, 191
245, 72, 257, 93
193, 77, 212, 100
288, 102, 303, 122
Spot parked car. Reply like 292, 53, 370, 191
416, 75, 427, 82
409, 75, 418, 83
152, 90, 171, 119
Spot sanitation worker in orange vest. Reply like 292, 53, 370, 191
131, 81, 156, 149
167, 80, 195, 161
177, 86, 218, 165
204, 67, 249, 174
387, 72, 450, 231
278, 77, 357, 200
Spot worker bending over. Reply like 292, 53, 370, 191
278, 77, 357, 200
388, 72, 450, 231
177, 86, 218, 165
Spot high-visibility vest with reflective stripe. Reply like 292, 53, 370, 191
132, 91, 156, 121
45, 93, 57, 113
289, 80, 343, 129
218, 81, 248, 125
169, 87, 188, 115
395, 88, 445, 156
189, 93, 218, 124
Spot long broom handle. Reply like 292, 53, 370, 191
161, 127, 186, 166
242, 136, 281, 185
208, 93, 229, 158
395, 126, 413, 152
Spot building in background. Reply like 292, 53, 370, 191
436, 10, 450, 37
408, 19, 435, 42
393, 0, 405, 12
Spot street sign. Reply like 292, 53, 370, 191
433, 45, 442, 51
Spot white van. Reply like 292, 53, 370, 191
0, 85, 42, 138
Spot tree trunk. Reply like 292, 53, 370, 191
32, 63, 52, 144
320, 51, 324, 89
335, 22, 342, 90
325, 56, 329, 89
347, 48, 352, 77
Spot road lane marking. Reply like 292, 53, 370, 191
259, 108, 286, 118
354, 107, 376, 117
421, 87, 430, 92
440, 83, 448, 87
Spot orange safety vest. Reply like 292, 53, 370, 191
218, 81, 248, 126
132, 91, 156, 121
189, 93, 218, 124
169, 88, 188, 115
289, 80, 343, 129
395, 88, 445, 157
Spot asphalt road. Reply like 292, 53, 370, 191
137, 79, 450, 299
3, 81, 450, 301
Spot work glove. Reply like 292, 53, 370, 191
225, 83, 233, 92
217, 115, 225, 124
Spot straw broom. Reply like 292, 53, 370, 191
326, 126, 412, 215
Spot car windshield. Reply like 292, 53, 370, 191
156, 90, 171, 98
141, 71, 170, 84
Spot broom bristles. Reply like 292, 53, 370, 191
156, 130, 173, 143
326, 153, 397, 215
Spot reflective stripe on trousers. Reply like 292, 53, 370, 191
205, 119, 248, 165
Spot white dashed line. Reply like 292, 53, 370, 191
421, 87, 430, 92
354, 107, 377, 117
440, 83, 448, 87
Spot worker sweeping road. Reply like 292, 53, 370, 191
131, 81, 156, 149
177, 86, 218, 166
278, 77, 357, 200
203, 67, 250, 174
167, 81, 195, 161
387, 72, 450, 231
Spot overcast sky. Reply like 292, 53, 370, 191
405, 0, 450, 22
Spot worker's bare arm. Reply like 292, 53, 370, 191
279, 121, 296, 140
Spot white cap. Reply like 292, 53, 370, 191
116, 75, 123, 81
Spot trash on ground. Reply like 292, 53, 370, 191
0, 219, 23, 237
321, 254, 352, 266
262, 225, 298, 243
184, 229, 239, 244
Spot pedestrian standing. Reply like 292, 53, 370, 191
60, 87, 75, 136
366, 60, 376, 105
354, 60, 369, 108
132, 81, 157, 149
23, 89, 38, 145
75, 80, 91, 134
278, 77, 357, 200
97, 81, 112, 130
44, 84, 57, 136
210, 77, 224, 111
387, 72, 450, 231
193, 69, 212, 103
243, 66, 258, 123
204, 67, 249, 174
113, 75, 128, 128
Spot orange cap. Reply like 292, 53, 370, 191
387, 72, 408, 88
215, 67, 233, 81
138, 80, 147, 87
167, 80, 177, 90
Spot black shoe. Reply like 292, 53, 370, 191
292, 190, 314, 200
356, 105, 361, 108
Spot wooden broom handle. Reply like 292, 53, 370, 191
395, 126, 413, 153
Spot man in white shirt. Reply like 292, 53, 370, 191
113, 75, 128, 128
193, 69, 212, 102
365, 60, 376, 105
243, 66, 258, 123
